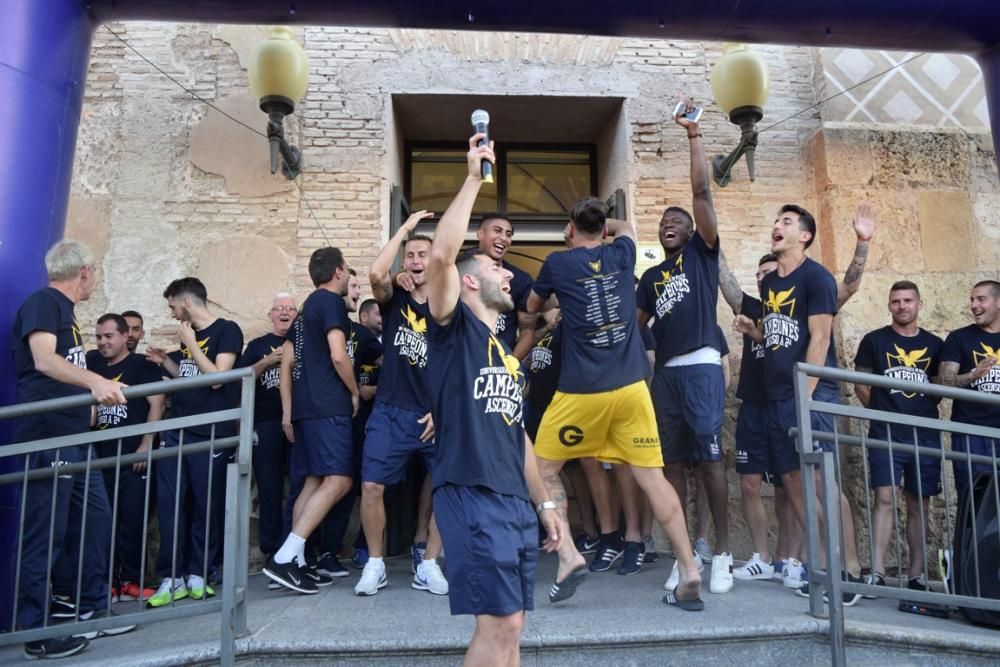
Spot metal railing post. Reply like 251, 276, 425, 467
820, 449, 846, 667
794, 367, 825, 619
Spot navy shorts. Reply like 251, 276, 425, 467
433, 484, 537, 617
868, 431, 942, 497
291, 416, 353, 478
651, 364, 724, 464
766, 390, 840, 478
735, 400, 769, 475
362, 401, 434, 485
951, 434, 1000, 492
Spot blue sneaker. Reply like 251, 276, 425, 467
411, 541, 427, 574
616, 541, 645, 575
642, 535, 659, 563
588, 538, 624, 572
352, 547, 369, 570
574, 532, 600, 556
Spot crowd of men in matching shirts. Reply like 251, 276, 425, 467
9, 108, 1000, 661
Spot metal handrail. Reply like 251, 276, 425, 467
798, 362, 1000, 407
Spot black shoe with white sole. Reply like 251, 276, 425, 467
49, 594, 76, 621
302, 563, 335, 587
24, 636, 88, 660
73, 610, 138, 639
263, 555, 318, 594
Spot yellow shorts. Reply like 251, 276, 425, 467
534, 380, 663, 467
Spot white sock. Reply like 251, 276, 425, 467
368, 556, 384, 568
274, 533, 306, 565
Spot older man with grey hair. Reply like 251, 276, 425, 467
11, 239, 132, 659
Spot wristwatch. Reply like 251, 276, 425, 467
536, 500, 558, 514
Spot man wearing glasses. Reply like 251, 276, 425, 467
240, 293, 298, 559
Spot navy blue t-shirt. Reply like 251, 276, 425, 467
93, 352, 163, 456
736, 293, 767, 403
376, 291, 430, 413
636, 233, 721, 365
526, 325, 562, 417
12, 288, 90, 439
86, 349, 104, 371
239, 333, 286, 424
428, 302, 528, 500
287, 289, 353, 421
167, 318, 244, 438
493, 261, 533, 350
854, 326, 943, 441
760, 258, 839, 401
349, 321, 383, 421
941, 325, 1000, 428
532, 236, 650, 393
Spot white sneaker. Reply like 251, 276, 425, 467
710, 552, 734, 594
412, 559, 449, 595
354, 559, 387, 596
664, 550, 704, 592
734, 553, 775, 581
782, 558, 806, 589
693, 538, 713, 564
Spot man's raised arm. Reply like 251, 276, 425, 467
718, 250, 746, 315
837, 204, 875, 309
675, 98, 718, 249
369, 209, 433, 304
427, 133, 496, 326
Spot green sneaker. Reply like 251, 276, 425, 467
147, 578, 189, 608
187, 575, 215, 600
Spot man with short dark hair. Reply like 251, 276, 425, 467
425, 133, 561, 664
146, 277, 244, 606
264, 247, 359, 594
527, 195, 703, 610
358, 298, 382, 341
357, 211, 449, 597
12, 240, 130, 659
121, 310, 145, 353
636, 104, 730, 592
238, 293, 297, 561
853, 281, 943, 592
940, 279, 1000, 491
477, 212, 536, 359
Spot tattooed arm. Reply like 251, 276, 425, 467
718, 250, 746, 315
837, 204, 875, 309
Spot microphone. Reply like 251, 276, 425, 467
470, 109, 494, 183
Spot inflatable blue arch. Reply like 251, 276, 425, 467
1, 0, 999, 617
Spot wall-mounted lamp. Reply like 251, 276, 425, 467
247, 26, 310, 180
709, 43, 770, 187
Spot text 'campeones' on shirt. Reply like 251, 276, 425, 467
941, 324, 1000, 428
238, 333, 287, 424
376, 290, 431, 412
93, 352, 163, 456
167, 318, 244, 437
12, 288, 90, 437
636, 232, 721, 364
854, 326, 943, 441
532, 236, 650, 393
736, 293, 767, 403
428, 301, 529, 501
493, 261, 533, 350
759, 257, 839, 401
286, 289, 354, 421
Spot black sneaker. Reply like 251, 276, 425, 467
302, 563, 335, 587
24, 635, 88, 659
263, 555, 318, 594
796, 572, 863, 606
574, 532, 600, 556
862, 571, 885, 599
588, 538, 624, 572
642, 535, 659, 563
50, 594, 76, 620
73, 609, 138, 639
315, 552, 349, 578
616, 541, 645, 575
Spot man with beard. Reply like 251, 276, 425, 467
264, 248, 359, 593
940, 280, 1000, 491
239, 293, 297, 561
359, 298, 382, 342
356, 211, 449, 597
853, 281, 943, 593
121, 310, 146, 353
477, 213, 536, 359
146, 277, 244, 606
426, 133, 561, 664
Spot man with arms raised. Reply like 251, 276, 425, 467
426, 132, 561, 666
477, 212, 537, 359
264, 248, 358, 593
526, 198, 702, 610
357, 211, 448, 596
940, 280, 1000, 491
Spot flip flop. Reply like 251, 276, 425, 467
549, 564, 588, 603
663, 591, 705, 611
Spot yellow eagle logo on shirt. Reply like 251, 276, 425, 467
652, 253, 684, 295
765, 287, 797, 317
973, 343, 1000, 366
182, 337, 211, 359
889, 345, 930, 369
488, 335, 523, 382
401, 305, 427, 334
71, 320, 83, 347
588, 260, 602, 274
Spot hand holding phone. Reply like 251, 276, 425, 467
673, 100, 704, 125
